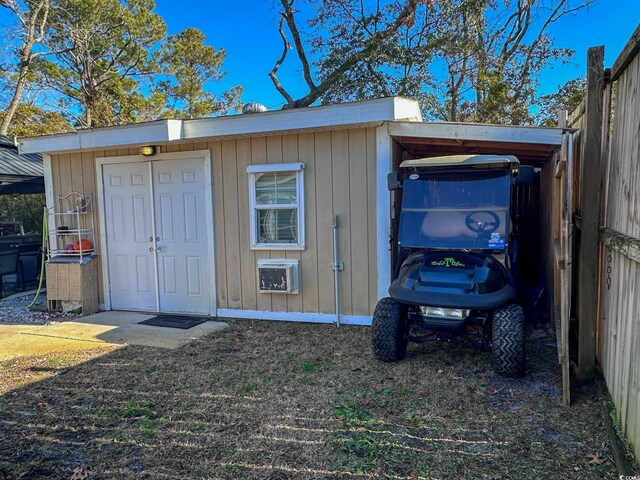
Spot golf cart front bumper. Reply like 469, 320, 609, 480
389, 282, 515, 311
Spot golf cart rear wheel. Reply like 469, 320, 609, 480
371, 297, 408, 362
491, 304, 525, 377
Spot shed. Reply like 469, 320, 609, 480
18, 97, 565, 325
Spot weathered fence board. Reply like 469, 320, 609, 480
599, 39, 640, 461
576, 46, 605, 382
611, 22, 640, 83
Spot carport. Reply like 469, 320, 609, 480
384, 120, 569, 400
387, 121, 561, 166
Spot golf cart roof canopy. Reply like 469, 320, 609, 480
400, 154, 519, 171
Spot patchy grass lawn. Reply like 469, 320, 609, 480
0, 320, 622, 479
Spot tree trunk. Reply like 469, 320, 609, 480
85, 105, 92, 128
449, 97, 457, 122
0, 46, 32, 135
1, 0, 51, 135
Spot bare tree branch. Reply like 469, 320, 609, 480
274, 0, 424, 108
514, 0, 593, 96
269, 15, 295, 105
279, 0, 316, 90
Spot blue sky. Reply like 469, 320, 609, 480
152, 0, 639, 110
1, 1, 637, 112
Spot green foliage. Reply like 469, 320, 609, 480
122, 90, 171, 123
298, 359, 330, 373
119, 400, 159, 419
534, 76, 586, 126
299, 360, 320, 372
136, 416, 161, 438
0, 4, 242, 131
0, 103, 71, 137
423, 0, 580, 124
607, 399, 636, 461
33, 0, 167, 127
331, 401, 430, 476
0, 194, 45, 233
235, 383, 259, 396
0, 0, 53, 135
95, 400, 163, 439
335, 403, 372, 427
277, 0, 583, 125
154, 27, 242, 119
307, 0, 438, 109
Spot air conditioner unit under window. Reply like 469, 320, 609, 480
257, 259, 299, 294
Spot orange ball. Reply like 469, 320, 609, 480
73, 239, 93, 252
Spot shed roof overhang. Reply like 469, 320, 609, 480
18, 97, 423, 155
388, 121, 565, 167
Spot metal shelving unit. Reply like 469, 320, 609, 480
45, 192, 99, 315
48, 192, 96, 261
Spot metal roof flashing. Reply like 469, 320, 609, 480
18, 97, 422, 155
18, 119, 183, 155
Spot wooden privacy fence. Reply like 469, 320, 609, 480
599, 26, 640, 461
567, 24, 640, 460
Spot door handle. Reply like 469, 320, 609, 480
154, 248, 163, 253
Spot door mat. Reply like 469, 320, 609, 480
139, 315, 208, 329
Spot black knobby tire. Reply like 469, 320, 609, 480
371, 297, 408, 362
491, 304, 526, 377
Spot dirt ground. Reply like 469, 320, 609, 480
0, 320, 624, 479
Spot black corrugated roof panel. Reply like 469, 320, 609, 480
0, 137, 43, 178
0, 135, 16, 147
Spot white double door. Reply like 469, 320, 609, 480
103, 157, 211, 314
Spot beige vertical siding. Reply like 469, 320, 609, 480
314, 132, 335, 313
48, 127, 379, 316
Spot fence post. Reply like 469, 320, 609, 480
575, 46, 605, 383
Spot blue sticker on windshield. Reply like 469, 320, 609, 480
489, 233, 505, 248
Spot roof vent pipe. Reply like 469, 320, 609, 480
242, 102, 268, 114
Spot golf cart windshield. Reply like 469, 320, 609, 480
399, 170, 511, 249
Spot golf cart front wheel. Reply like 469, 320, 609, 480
371, 297, 408, 362
491, 304, 526, 377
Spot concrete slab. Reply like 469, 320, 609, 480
60, 311, 229, 348
0, 312, 228, 361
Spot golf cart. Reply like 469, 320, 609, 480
371, 154, 534, 377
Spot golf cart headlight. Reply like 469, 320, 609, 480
444, 308, 470, 319
422, 307, 445, 317
421, 306, 470, 320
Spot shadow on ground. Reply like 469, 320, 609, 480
0, 311, 228, 362
0, 320, 621, 479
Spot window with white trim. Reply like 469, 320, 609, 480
247, 163, 305, 250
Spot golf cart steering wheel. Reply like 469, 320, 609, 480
465, 210, 500, 234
